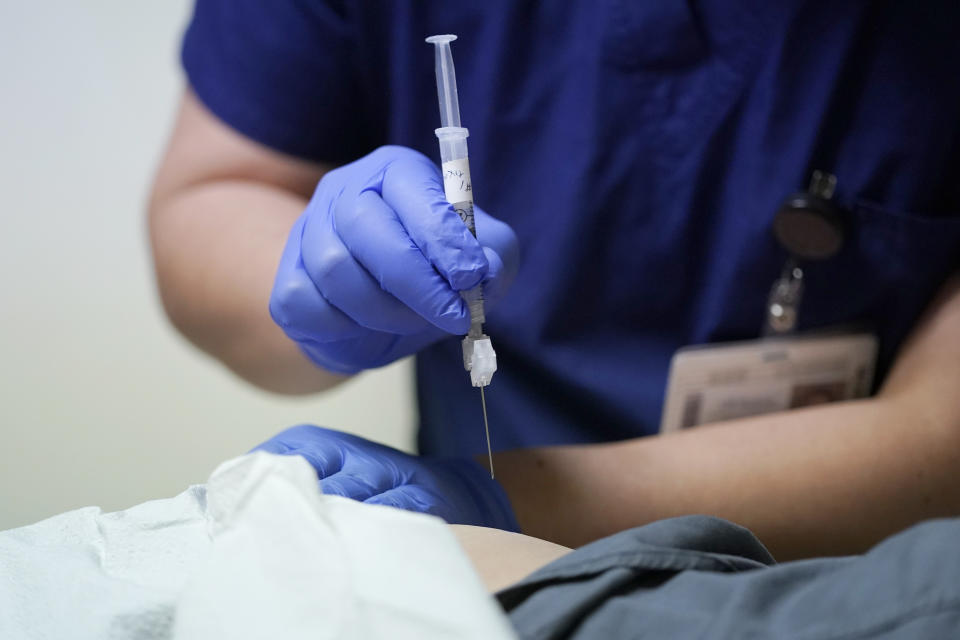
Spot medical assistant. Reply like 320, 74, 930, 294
182, 1, 960, 457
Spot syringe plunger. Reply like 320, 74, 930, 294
425, 35, 461, 128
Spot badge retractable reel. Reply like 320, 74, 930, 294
765, 170, 844, 335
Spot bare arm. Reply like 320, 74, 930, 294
494, 275, 960, 560
148, 90, 344, 393
450, 525, 570, 592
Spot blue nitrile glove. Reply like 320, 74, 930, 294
253, 425, 520, 532
270, 145, 519, 374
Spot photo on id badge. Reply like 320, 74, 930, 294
659, 333, 877, 433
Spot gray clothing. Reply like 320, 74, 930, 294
498, 515, 960, 639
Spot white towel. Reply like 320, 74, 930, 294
0, 452, 516, 640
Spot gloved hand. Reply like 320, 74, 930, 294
253, 425, 520, 532
270, 145, 519, 374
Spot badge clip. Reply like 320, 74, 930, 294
766, 171, 844, 335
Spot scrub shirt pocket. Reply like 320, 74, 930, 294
802, 198, 960, 377
851, 199, 960, 284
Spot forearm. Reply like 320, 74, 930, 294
149, 181, 343, 393
496, 393, 959, 559
496, 278, 960, 559
148, 90, 346, 393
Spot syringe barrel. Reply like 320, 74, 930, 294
435, 126, 485, 331
428, 36, 496, 386
435, 126, 475, 235
462, 285, 486, 326
435, 126, 469, 164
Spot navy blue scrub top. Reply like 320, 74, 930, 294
183, 1, 960, 457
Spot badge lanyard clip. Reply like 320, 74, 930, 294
765, 171, 843, 336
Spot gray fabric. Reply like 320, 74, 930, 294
498, 515, 960, 639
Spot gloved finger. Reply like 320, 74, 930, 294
311, 322, 451, 371
334, 189, 470, 335
372, 325, 448, 366
299, 209, 431, 336
364, 486, 435, 515
374, 148, 488, 291
270, 217, 367, 341
251, 425, 347, 477
299, 331, 400, 373
250, 438, 290, 455
320, 471, 386, 502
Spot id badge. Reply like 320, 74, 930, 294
659, 333, 877, 433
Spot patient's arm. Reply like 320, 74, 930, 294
450, 525, 571, 592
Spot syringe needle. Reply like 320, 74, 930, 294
480, 385, 494, 479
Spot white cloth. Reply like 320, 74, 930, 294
0, 452, 516, 640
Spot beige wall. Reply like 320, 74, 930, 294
0, 2, 415, 530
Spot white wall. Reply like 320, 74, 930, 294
0, 2, 415, 530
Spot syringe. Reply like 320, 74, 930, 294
426, 34, 497, 478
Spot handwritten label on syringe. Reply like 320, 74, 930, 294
442, 158, 472, 204
442, 158, 475, 233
